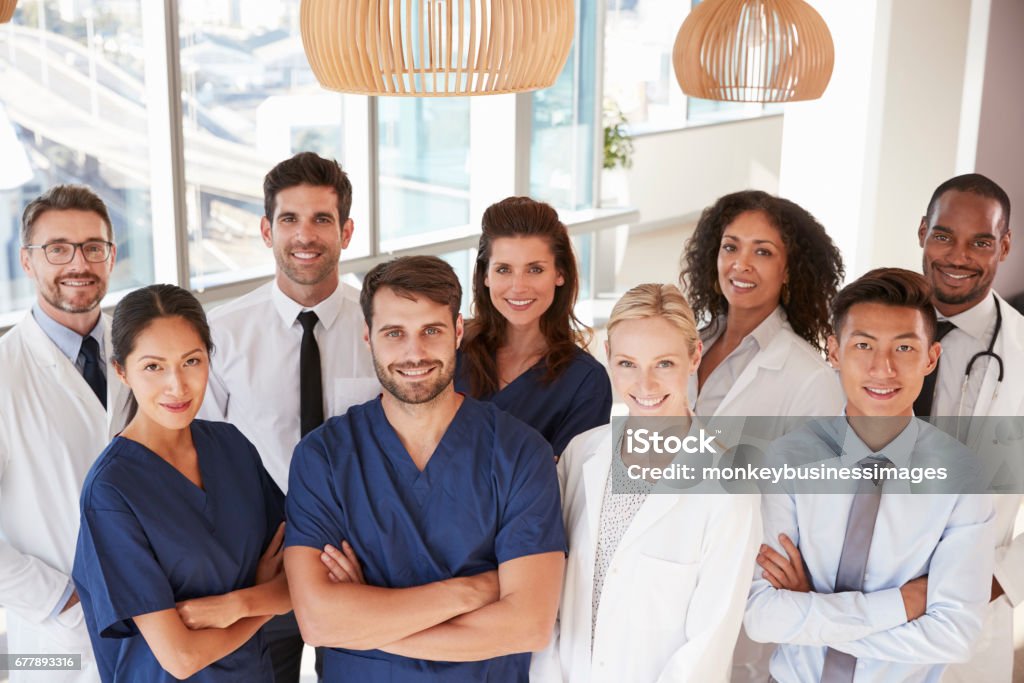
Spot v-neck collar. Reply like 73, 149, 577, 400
115, 422, 210, 500
368, 396, 470, 505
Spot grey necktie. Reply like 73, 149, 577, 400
820, 455, 891, 682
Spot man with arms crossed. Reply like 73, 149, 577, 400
0, 186, 130, 681
285, 255, 565, 682
745, 268, 995, 682
201, 152, 378, 680
914, 173, 1023, 683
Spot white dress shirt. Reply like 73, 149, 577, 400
931, 294, 998, 418
202, 280, 379, 492
745, 417, 996, 683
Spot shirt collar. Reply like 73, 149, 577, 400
700, 306, 786, 350
31, 303, 104, 363
830, 412, 919, 469
270, 278, 345, 330
937, 293, 996, 342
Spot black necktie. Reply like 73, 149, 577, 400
913, 320, 957, 417
80, 336, 106, 409
298, 311, 324, 437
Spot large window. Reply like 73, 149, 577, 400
604, 0, 777, 135
0, 0, 155, 324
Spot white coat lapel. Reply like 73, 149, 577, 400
714, 331, 790, 416
614, 489, 677, 556
21, 313, 103, 413
582, 431, 614, 541
102, 315, 131, 436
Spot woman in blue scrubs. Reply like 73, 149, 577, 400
456, 197, 612, 456
72, 284, 289, 682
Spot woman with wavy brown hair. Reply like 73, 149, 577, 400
680, 189, 845, 420
456, 196, 612, 456
681, 190, 845, 683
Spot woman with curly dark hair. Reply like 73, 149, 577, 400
681, 189, 845, 418
681, 189, 845, 683
455, 196, 612, 456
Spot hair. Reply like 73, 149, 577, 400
461, 196, 590, 397
111, 284, 214, 422
263, 151, 353, 222
360, 255, 462, 328
831, 268, 938, 342
679, 189, 844, 352
924, 173, 1011, 235
607, 283, 700, 357
21, 184, 114, 245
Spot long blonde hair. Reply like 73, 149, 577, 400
607, 283, 699, 356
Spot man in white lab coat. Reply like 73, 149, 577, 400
0, 185, 130, 682
914, 173, 1024, 683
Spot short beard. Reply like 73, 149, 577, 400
373, 358, 455, 406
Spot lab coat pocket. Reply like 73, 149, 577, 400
51, 601, 89, 649
331, 378, 381, 417
634, 554, 700, 638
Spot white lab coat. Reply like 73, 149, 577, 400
692, 321, 844, 683
530, 425, 761, 683
942, 292, 1024, 683
0, 312, 130, 682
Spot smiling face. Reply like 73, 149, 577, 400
717, 210, 788, 318
919, 190, 1009, 317
261, 183, 353, 304
607, 316, 701, 417
484, 236, 565, 331
116, 315, 209, 432
828, 302, 940, 418
365, 287, 463, 406
20, 209, 116, 329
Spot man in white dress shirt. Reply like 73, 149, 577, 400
0, 185, 130, 682
745, 268, 996, 683
201, 152, 378, 682
915, 173, 1024, 683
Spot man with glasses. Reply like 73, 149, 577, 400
0, 185, 130, 682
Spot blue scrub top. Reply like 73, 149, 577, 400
73, 420, 284, 683
454, 346, 612, 457
285, 395, 566, 683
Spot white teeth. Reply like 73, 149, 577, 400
507, 299, 534, 306
61, 280, 94, 287
943, 272, 972, 280
865, 387, 897, 395
293, 252, 319, 260
632, 395, 667, 407
399, 367, 431, 377
731, 280, 756, 289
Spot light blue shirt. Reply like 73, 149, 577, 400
31, 304, 105, 379
744, 416, 996, 683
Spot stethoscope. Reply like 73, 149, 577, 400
955, 293, 1005, 419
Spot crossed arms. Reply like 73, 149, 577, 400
285, 542, 564, 660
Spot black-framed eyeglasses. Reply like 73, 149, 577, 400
23, 240, 113, 265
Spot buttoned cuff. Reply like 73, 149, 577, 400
867, 586, 908, 631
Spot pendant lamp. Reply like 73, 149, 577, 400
300, 0, 575, 97
672, 0, 834, 103
1, 1, 16, 23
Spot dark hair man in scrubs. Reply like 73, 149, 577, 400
0, 185, 131, 682
284, 255, 566, 682
745, 268, 995, 683
916, 173, 1023, 683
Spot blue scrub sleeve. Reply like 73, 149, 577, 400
76, 506, 177, 638
285, 440, 345, 551
549, 364, 613, 457
494, 432, 567, 564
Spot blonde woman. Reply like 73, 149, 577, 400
531, 284, 761, 682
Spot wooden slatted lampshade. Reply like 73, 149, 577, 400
1, 1, 17, 24
300, 0, 576, 97
673, 0, 834, 103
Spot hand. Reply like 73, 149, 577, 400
256, 522, 286, 585
900, 576, 928, 621
176, 593, 242, 630
61, 590, 80, 613
320, 541, 366, 585
757, 534, 811, 592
